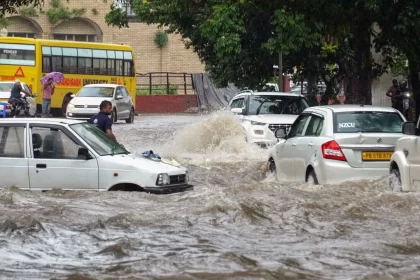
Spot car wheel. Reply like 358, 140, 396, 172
306, 169, 319, 185
389, 168, 402, 191
125, 108, 134, 123
112, 109, 117, 123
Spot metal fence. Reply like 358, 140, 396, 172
136, 72, 194, 95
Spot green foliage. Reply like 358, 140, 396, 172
91, 8, 98, 16
154, 30, 168, 47
46, 0, 86, 24
19, 6, 38, 17
0, 0, 44, 15
105, 0, 420, 103
136, 85, 178, 95
0, 16, 12, 28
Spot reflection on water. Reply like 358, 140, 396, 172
0, 112, 420, 279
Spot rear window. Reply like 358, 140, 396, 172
335, 111, 404, 133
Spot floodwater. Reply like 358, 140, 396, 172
1, 112, 420, 280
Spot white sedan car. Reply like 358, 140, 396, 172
66, 84, 135, 123
268, 105, 406, 185
389, 120, 420, 191
0, 118, 192, 194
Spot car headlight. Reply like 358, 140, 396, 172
67, 103, 75, 109
156, 173, 170, 185
251, 121, 265, 126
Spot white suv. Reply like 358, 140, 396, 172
227, 90, 309, 146
269, 105, 406, 185
389, 119, 420, 191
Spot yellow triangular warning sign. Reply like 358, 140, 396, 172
14, 67, 25, 77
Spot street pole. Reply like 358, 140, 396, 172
278, 52, 284, 92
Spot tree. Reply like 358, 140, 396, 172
0, 0, 44, 27
104, 0, 412, 105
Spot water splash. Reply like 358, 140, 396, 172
161, 111, 268, 163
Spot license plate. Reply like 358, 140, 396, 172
362, 152, 393, 161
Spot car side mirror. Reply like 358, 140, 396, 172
70, 94, 76, 98
275, 127, 287, 139
115, 94, 123, 100
402, 122, 418, 135
231, 108, 244, 115
77, 147, 92, 160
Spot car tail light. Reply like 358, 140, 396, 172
321, 140, 347, 161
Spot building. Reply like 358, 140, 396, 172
4, 0, 205, 74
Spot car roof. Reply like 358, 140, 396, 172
306, 105, 400, 113
83, 84, 121, 88
234, 91, 303, 98
0, 118, 85, 125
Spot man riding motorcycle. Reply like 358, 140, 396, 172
8, 80, 31, 117
396, 80, 416, 122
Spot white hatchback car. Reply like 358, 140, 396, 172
268, 105, 406, 185
228, 91, 309, 146
389, 119, 420, 191
66, 84, 135, 123
0, 118, 192, 194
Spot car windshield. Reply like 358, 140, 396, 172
77, 87, 114, 98
70, 123, 129, 156
248, 95, 309, 115
335, 111, 404, 133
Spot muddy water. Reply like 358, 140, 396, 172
1, 113, 420, 279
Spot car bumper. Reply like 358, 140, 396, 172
246, 126, 278, 146
315, 160, 389, 185
143, 184, 194, 194
66, 108, 99, 119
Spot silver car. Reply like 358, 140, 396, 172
268, 105, 406, 185
66, 84, 135, 123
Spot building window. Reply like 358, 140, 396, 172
53, 34, 97, 42
114, 0, 136, 17
8, 32, 35, 38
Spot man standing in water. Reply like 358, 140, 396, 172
88, 100, 117, 142
386, 79, 399, 109
42, 78, 55, 117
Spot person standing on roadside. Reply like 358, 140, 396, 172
386, 79, 399, 109
42, 78, 54, 117
88, 100, 117, 142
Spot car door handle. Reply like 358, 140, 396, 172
292, 142, 297, 147
308, 143, 314, 147
36, 164, 47, 169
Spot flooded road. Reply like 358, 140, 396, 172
1, 113, 420, 279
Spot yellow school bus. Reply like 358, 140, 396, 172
0, 37, 136, 116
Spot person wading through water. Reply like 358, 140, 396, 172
88, 100, 117, 142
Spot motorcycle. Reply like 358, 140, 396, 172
9, 95, 37, 118
400, 90, 415, 121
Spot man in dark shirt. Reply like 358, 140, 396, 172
9, 80, 30, 117
88, 100, 117, 142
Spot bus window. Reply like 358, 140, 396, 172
42, 56, 51, 72
52, 56, 63, 72
93, 50, 107, 75
108, 59, 115, 75
115, 60, 123, 76
62, 48, 77, 74
124, 61, 133, 76
0, 43, 35, 66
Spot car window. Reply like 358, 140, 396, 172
288, 115, 310, 138
31, 127, 82, 159
248, 95, 309, 115
335, 111, 404, 133
230, 98, 245, 109
77, 87, 114, 98
115, 88, 123, 97
0, 126, 25, 158
305, 115, 324, 136
121, 87, 129, 97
